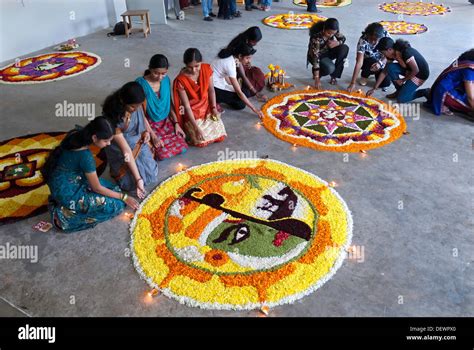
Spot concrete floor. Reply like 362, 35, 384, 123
1, 1, 473, 317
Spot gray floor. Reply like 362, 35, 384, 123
1, 1, 473, 317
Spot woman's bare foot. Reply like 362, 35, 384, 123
441, 105, 454, 116
329, 77, 337, 85
53, 214, 62, 229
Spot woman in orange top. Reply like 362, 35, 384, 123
173, 48, 227, 147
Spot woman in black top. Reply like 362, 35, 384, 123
367, 38, 429, 103
307, 18, 349, 88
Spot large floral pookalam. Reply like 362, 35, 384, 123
262, 90, 406, 152
0, 132, 107, 224
0, 52, 101, 84
131, 159, 353, 310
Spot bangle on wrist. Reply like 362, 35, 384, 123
121, 193, 128, 202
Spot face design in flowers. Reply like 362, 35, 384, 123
206, 219, 305, 258
182, 185, 312, 259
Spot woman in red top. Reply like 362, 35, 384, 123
173, 48, 227, 147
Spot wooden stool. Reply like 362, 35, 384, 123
121, 10, 151, 38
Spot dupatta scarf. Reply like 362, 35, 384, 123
172, 63, 213, 127
136, 75, 171, 122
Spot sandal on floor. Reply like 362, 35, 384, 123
329, 78, 337, 85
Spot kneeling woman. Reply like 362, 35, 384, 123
308, 18, 349, 88
347, 22, 390, 92
136, 54, 188, 160
102, 82, 159, 191
173, 48, 227, 147
211, 43, 263, 118
367, 38, 429, 103
42, 117, 138, 233
426, 49, 474, 118
223, 26, 267, 101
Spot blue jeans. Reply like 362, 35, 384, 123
245, 0, 254, 6
387, 62, 426, 103
307, 0, 318, 12
230, 0, 237, 14
261, 0, 271, 5
165, 0, 181, 17
202, 0, 213, 17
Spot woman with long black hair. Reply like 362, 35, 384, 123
223, 26, 267, 102
307, 18, 349, 89
173, 48, 227, 147
135, 54, 189, 160
103, 82, 159, 191
367, 38, 430, 103
211, 43, 264, 118
425, 49, 474, 118
102, 82, 155, 196
42, 117, 138, 233
347, 22, 390, 92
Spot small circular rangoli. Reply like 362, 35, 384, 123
379, 1, 450, 16
130, 159, 353, 310
263, 13, 326, 30
380, 20, 428, 35
0, 51, 101, 84
293, 0, 352, 7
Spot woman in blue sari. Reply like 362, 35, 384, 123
426, 49, 474, 118
42, 117, 139, 233
103, 82, 159, 191
136, 54, 188, 160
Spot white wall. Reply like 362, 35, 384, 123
126, 0, 166, 25
0, 0, 127, 64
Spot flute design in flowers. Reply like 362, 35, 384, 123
131, 159, 352, 310
266, 64, 294, 92
174, 176, 315, 268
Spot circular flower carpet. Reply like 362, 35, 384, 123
130, 159, 353, 310
293, 0, 352, 7
380, 20, 428, 35
379, 1, 450, 16
0, 51, 101, 84
0, 132, 107, 225
262, 90, 406, 152
263, 13, 326, 30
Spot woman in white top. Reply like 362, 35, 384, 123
211, 43, 264, 118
